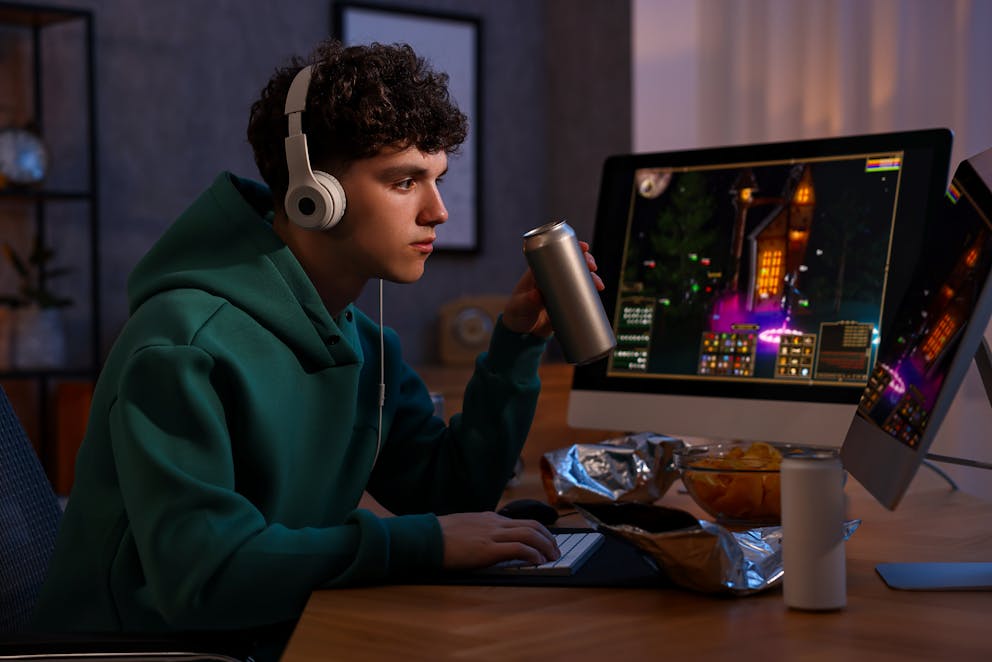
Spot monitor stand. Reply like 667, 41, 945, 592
877, 339, 992, 591
876, 562, 992, 590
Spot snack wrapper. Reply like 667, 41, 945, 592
576, 502, 861, 596
540, 433, 684, 506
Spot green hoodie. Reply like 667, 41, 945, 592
34, 172, 547, 636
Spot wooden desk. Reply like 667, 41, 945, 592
283, 364, 992, 661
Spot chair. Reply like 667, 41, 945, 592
0, 384, 62, 635
0, 384, 250, 661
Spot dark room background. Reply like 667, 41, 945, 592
1, 0, 631, 368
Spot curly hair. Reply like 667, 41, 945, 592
247, 39, 468, 206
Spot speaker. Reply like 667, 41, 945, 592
284, 65, 347, 230
438, 295, 507, 365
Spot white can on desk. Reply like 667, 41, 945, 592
781, 449, 847, 610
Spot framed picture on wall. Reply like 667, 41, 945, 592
333, 1, 482, 253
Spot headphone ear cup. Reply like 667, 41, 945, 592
285, 178, 332, 230
312, 170, 346, 229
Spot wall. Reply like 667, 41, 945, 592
5, 0, 630, 367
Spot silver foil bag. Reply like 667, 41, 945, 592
577, 502, 861, 596
540, 433, 684, 505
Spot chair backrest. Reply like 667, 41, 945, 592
0, 385, 63, 634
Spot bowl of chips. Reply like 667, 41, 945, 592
674, 441, 795, 526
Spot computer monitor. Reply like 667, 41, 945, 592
568, 129, 953, 447
839, 147, 992, 591
841, 147, 992, 508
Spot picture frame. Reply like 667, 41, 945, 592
333, 1, 482, 253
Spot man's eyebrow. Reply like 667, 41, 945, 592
378, 164, 448, 180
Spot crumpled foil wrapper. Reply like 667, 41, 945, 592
576, 502, 861, 596
539, 433, 684, 506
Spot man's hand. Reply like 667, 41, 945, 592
437, 511, 560, 569
501, 241, 604, 337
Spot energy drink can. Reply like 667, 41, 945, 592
781, 449, 847, 610
522, 220, 616, 365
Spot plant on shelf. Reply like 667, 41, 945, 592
1, 234, 73, 369
2, 234, 74, 309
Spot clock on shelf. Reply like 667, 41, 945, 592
0, 126, 49, 188
438, 295, 507, 366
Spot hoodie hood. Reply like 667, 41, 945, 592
127, 172, 354, 369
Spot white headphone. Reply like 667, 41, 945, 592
284, 64, 347, 230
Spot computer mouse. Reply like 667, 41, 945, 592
497, 498, 559, 526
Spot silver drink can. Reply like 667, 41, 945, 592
781, 449, 847, 611
522, 220, 616, 365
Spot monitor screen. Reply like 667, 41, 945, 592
841, 147, 992, 509
569, 129, 953, 447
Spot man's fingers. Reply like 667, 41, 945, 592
584, 250, 598, 272
501, 541, 549, 566
492, 521, 560, 562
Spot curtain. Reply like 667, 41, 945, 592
695, 0, 992, 168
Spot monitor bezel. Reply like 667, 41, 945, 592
841, 149, 992, 509
570, 129, 954, 440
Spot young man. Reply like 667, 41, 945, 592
34, 40, 602, 654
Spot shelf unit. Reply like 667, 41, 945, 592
0, 1, 99, 490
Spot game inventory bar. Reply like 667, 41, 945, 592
776, 333, 817, 379
612, 299, 654, 371
610, 297, 876, 386
882, 388, 928, 448
814, 321, 875, 382
698, 331, 756, 377
859, 364, 892, 415
858, 363, 927, 449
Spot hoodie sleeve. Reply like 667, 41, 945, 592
109, 344, 442, 629
367, 318, 548, 514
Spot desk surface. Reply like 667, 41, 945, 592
281, 363, 992, 661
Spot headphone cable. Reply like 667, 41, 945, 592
374, 277, 385, 466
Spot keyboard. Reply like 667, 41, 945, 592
478, 531, 605, 577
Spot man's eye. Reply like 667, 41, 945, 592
396, 178, 415, 190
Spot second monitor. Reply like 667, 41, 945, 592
569, 129, 953, 447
